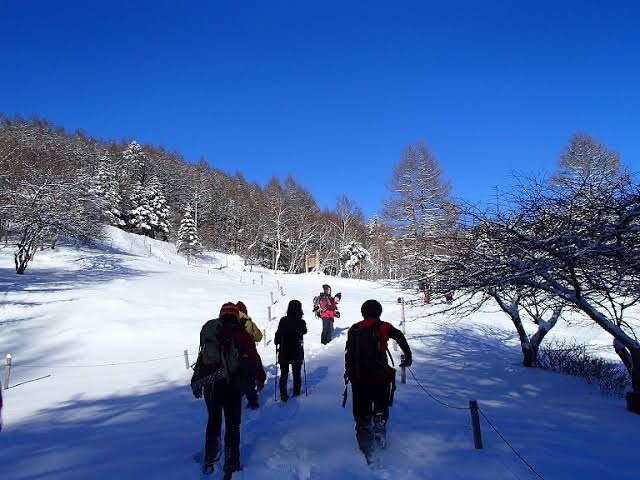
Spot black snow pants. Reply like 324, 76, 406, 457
204, 381, 242, 469
321, 318, 334, 344
351, 381, 391, 459
279, 361, 302, 397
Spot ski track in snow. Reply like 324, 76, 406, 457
0, 226, 639, 479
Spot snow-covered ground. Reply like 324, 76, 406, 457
0, 227, 638, 479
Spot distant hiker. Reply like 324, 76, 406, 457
236, 301, 263, 409
275, 300, 308, 401
191, 302, 266, 477
344, 299, 412, 464
316, 284, 339, 345
444, 290, 454, 303
0, 388, 3, 432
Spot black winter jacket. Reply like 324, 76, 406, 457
275, 315, 308, 364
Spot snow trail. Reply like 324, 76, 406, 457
1, 227, 639, 479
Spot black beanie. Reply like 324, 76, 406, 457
361, 299, 383, 318
287, 300, 303, 317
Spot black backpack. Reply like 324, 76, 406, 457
345, 321, 394, 381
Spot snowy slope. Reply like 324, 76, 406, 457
1, 227, 638, 479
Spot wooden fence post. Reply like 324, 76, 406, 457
268, 305, 272, 322
400, 354, 406, 384
270, 291, 275, 305
469, 400, 483, 449
4, 354, 12, 390
263, 329, 267, 347
280, 286, 284, 297
184, 350, 190, 370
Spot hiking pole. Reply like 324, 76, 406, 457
303, 355, 308, 397
274, 345, 279, 402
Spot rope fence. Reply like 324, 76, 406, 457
405, 365, 546, 480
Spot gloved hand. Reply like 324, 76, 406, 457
335, 311, 341, 318
192, 386, 203, 399
400, 357, 412, 368
256, 379, 265, 392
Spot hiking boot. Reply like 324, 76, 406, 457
223, 461, 241, 474
247, 400, 259, 410
223, 447, 242, 477
280, 391, 289, 402
202, 454, 216, 475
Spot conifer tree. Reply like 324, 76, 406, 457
177, 203, 202, 263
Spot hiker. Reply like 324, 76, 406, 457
444, 290, 454, 303
0, 388, 3, 432
236, 301, 263, 409
191, 302, 266, 477
316, 284, 339, 345
275, 300, 308, 401
344, 299, 412, 464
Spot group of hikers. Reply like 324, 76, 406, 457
190, 285, 412, 478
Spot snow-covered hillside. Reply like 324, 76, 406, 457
1, 227, 638, 479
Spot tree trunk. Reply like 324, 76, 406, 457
14, 226, 41, 274
50, 230, 59, 249
492, 293, 534, 367
631, 349, 640, 393
615, 341, 633, 378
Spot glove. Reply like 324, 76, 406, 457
400, 357, 412, 368
192, 386, 203, 399
335, 311, 341, 318
256, 379, 265, 392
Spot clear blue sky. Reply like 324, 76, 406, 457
2, 1, 639, 217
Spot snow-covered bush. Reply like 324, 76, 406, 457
537, 340, 630, 396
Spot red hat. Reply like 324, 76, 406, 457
236, 301, 248, 314
219, 302, 240, 321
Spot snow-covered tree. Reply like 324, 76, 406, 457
553, 133, 621, 190
384, 141, 456, 283
128, 181, 153, 236
176, 203, 202, 263
90, 159, 125, 226
340, 241, 372, 278
122, 140, 148, 185
146, 176, 171, 240
128, 176, 171, 239
0, 118, 104, 274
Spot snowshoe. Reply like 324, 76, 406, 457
373, 415, 387, 449
374, 432, 386, 449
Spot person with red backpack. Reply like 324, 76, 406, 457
191, 302, 266, 477
317, 284, 340, 345
344, 300, 412, 465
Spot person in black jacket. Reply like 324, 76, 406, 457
275, 300, 308, 402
